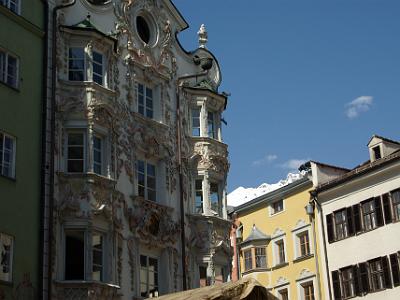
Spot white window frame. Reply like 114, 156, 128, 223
297, 275, 317, 300
136, 82, 154, 119
272, 235, 287, 266
62, 226, 108, 282
207, 110, 216, 138
194, 178, 203, 214
140, 254, 159, 298
0, 131, 16, 178
209, 180, 221, 216
0, 49, 19, 88
292, 223, 313, 260
67, 46, 106, 87
92, 50, 104, 86
137, 159, 157, 202
270, 199, 285, 216
66, 130, 87, 174
0, 0, 20, 14
275, 284, 290, 300
191, 106, 201, 137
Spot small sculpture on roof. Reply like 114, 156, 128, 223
198, 24, 208, 49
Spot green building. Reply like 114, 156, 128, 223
0, 0, 45, 298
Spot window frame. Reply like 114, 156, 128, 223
340, 266, 356, 299
361, 199, 377, 231
0, 232, 14, 283
194, 178, 203, 214
334, 209, 349, 240
136, 82, 154, 119
209, 181, 221, 215
0, 48, 19, 89
0, 0, 20, 15
301, 281, 315, 300
140, 254, 159, 298
191, 107, 201, 137
67, 46, 107, 87
270, 199, 284, 216
272, 235, 287, 266
243, 248, 252, 271
207, 111, 216, 138
292, 224, 313, 260
0, 131, 16, 179
369, 258, 385, 292
391, 189, 400, 222
92, 134, 104, 175
66, 130, 86, 174
276, 286, 290, 300
137, 159, 157, 202
254, 246, 267, 269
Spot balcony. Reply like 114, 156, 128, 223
190, 137, 229, 177
57, 172, 116, 221
55, 281, 120, 300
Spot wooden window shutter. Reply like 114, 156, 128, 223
346, 206, 354, 236
382, 256, 393, 289
374, 196, 384, 227
353, 204, 362, 233
331, 270, 342, 300
382, 193, 392, 224
326, 213, 335, 243
390, 253, 400, 287
359, 262, 370, 293
352, 265, 360, 295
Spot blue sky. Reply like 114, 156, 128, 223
173, 0, 400, 192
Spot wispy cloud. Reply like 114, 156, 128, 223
252, 154, 278, 166
280, 159, 308, 170
345, 96, 373, 119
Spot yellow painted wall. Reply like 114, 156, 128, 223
238, 183, 326, 299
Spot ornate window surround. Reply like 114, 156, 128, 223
292, 220, 313, 261
296, 269, 317, 300
272, 228, 287, 267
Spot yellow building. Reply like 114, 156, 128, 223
232, 177, 326, 300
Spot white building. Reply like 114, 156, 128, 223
43, 1, 231, 299
309, 136, 400, 300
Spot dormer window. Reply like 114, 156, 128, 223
373, 146, 382, 160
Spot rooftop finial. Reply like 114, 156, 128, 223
197, 24, 208, 49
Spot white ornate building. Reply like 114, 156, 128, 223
43, 0, 231, 299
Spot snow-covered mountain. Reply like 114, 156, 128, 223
227, 172, 305, 207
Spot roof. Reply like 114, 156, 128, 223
241, 225, 270, 245
153, 277, 269, 300
61, 16, 117, 43
233, 176, 311, 214
367, 134, 400, 146
299, 160, 350, 172
316, 149, 400, 193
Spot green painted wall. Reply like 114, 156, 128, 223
0, 1, 44, 299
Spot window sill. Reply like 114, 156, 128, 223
0, 80, 20, 92
272, 262, 289, 270
60, 80, 116, 95
293, 253, 314, 263
270, 210, 285, 217
242, 267, 270, 276
132, 112, 168, 129
0, 174, 16, 182
58, 171, 116, 183
190, 136, 225, 145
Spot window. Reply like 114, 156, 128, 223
93, 135, 102, 175
136, 15, 151, 44
137, 83, 153, 119
191, 108, 201, 136
68, 47, 105, 86
0, 0, 19, 14
92, 51, 103, 85
255, 247, 266, 268
391, 190, 400, 221
0, 49, 18, 88
67, 132, 85, 173
372, 146, 381, 160
362, 199, 377, 231
369, 259, 384, 291
68, 48, 85, 81
210, 182, 220, 214
0, 232, 14, 283
278, 288, 289, 300
137, 160, 156, 201
276, 239, 286, 265
0, 132, 16, 178
199, 265, 207, 287
65, 230, 85, 280
301, 281, 315, 300
271, 199, 284, 215
195, 179, 203, 213
334, 209, 348, 240
244, 249, 252, 271
341, 267, 355, 298
140, 255, 158, 298
207, 111, 215, 138
92, 233, 104, 281
390, 252, 400, 287
298, 232, 310, 257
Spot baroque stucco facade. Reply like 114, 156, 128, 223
45, 0, 231, 299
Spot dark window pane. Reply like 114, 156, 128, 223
68, 160, 84, 173
68, 147, 84, 159
93, 51, 102, 64
65, 231, 85, 280
69, 48, 84, 59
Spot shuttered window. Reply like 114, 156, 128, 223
392, 190, 400, 222
390, 253, 400, 287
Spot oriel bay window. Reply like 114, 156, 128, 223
190, 106, 220, 140
242, 246, 267, 272
64, 229, 106, 282
137, 160, 156, 201
68, 47, 105, 86
255, 247, 267, 268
